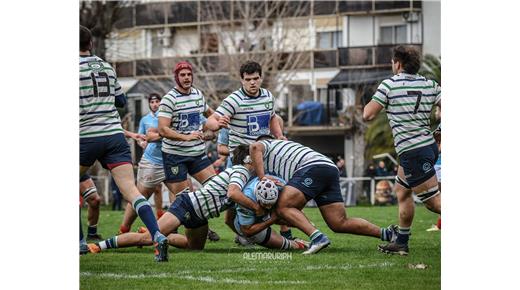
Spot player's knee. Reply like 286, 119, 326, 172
88, 195, 101, 208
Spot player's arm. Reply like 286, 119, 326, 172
240, 211, 278, 237
363, 101, 384, 121
269, 114, 286, 140
227, 184, 262, 214
158, 116, 202, 141
206, 112, 230, 131
146, 127, 161, 142
123, 129, 145, 141
250, 142, 266, 179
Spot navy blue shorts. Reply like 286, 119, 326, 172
168, 193, 208, 229
399, 142, 439, 188
80, 133, 132, 170
162, 152, 212, 183
287, 165, 344, 207
80, 174, 90, 182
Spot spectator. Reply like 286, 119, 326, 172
375, 160, 389, 176
111, 176, 123, 211
363, 164, 376, 197
336, 156, 346, 177
374, 180, 396, 206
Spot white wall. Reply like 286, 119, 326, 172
348, 16, 374, 46
422, 0, 441, 57
168, 27, 199, 57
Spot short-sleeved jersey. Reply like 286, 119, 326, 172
188, 165, 250, 220
138, 112, 162, 165
258, 139, 336, 181
235, 175, 286, 228
215, 88, 275, 153
372, 73, 441, 155
158, 87, 208, 156
79, 55, 124, 138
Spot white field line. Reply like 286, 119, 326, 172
80, 261, 394, 285
305, 261, 395, 271
80, 272, 305, 285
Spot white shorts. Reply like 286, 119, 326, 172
137, 158, 165, 189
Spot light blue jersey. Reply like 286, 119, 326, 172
234, 175, 285, 235
138, 112, 162, 165
217, 128, 232, 169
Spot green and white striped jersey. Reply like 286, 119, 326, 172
372, 73, 441, 155
215, 88, 275, 153
79, 55, 124, 138
158, 87, 208, 156
188, 165, 250, 220
258, 139, 337, 182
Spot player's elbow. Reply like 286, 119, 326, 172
158, 125, 168, 137
362, 110, 374, 122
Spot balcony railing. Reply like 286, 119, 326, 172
115, 44, 422, 77
113, 1, 422, 29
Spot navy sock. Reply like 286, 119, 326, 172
87, 224, 97, 236
280, 229, 293, 240
133, 197, 161, 241
396, 227, 410, 244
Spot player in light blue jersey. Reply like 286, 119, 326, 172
80, 26, 168, 261
363, 46, 441, 255
234, 176, 308, 250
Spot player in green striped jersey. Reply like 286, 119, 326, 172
79, 26, 168, 261
363, 45, 441, 255
206, 60, 285, 154
88, 145, 262, 252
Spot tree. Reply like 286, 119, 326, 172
189, 1, 312, 105
79, 1, 131, 60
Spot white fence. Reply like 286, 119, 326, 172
88, 174, 396, 208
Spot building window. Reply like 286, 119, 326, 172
317, 31, 342, 49
379, 24, 407, 44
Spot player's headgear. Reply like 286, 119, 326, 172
173, 61, 193, 87
148, 93, 161, 102
255, 179, 279, 206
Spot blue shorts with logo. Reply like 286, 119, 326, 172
80, 133, 132, 170
167, 193, 208, 229
162, 152, 212, 183
399, 142, 439, 188
287, 164, 344, 207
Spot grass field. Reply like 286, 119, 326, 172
80, 205, 440, 289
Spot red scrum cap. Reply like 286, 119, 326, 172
173, 61, 193, 87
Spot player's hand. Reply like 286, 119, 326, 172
218, 115, 230, 128
277, 135, 288, 141
137, 140, 148, 148
254, 204, 266, 217
184, 131, 204, 141
262, 176, 284, 187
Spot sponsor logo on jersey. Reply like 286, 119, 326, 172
303, 178, 313, 187
88, 62, 104, 72
422, 162, 432, 173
